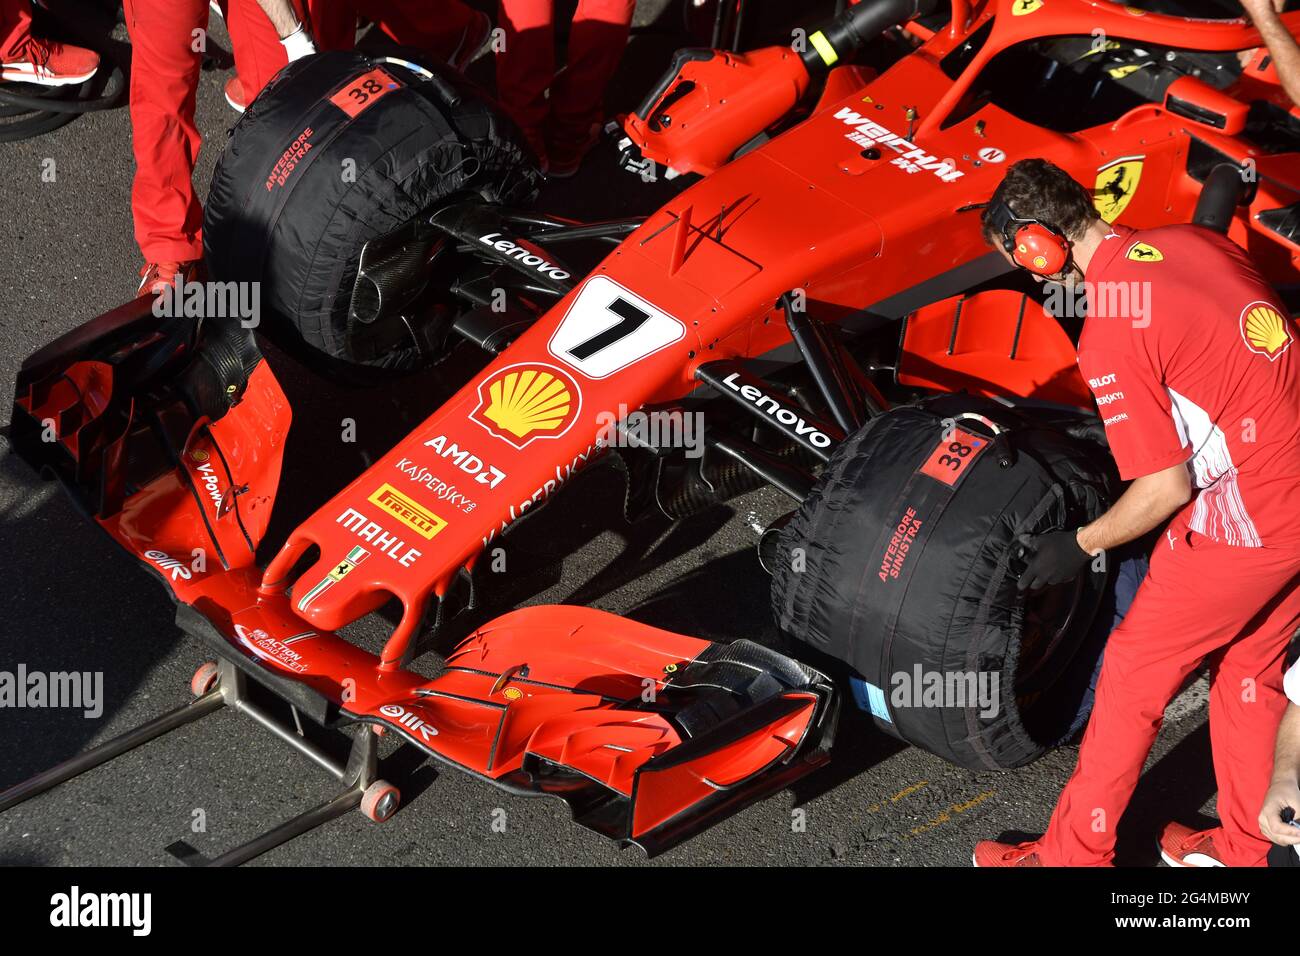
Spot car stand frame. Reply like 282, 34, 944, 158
0, 658, 396, 867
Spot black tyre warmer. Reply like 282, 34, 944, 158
204, 50, 539, 371
771, 395, 1119, 770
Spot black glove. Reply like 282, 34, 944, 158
1016, 530, 1093, 592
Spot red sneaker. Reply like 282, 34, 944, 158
1, 34, 99, 87
449, 10, 491, 73
1158, 822, 1226, 867
972, 840, 1044, 867
138, 261, 197, 298
224, 75, 246, 113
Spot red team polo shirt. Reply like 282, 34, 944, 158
1077, 224, 1300, 548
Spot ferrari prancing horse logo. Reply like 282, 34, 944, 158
1094, 157, 1144, 223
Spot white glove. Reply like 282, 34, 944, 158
280, 23, 317, 62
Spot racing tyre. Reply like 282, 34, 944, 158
770, 395, 1119, 770
204, 51, 541, 373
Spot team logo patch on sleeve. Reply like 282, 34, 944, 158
1240, 301, 1294, 360
1125, 241, 1163, 262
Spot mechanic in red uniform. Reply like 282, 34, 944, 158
127, 0, 316, 295
130, 0, 489, 296
0, 0, 98, 85
972, 159, 1300, 867
496, 0, 635, 176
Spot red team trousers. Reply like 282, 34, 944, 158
1038, 513, 1300, 866
123, 0, 478, 264
0, 0, 32, 60
495, 0, 634, 137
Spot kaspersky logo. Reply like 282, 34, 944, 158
1240, 301, 1294, 361
470, 362, 581, 449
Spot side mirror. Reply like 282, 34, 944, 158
1163, 75, 1247, 135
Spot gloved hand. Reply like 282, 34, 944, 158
1016, 530, 1093, 592
280, 23, 317, 62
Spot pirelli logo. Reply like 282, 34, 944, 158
367, 484, 447, 540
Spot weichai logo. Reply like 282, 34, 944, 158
366, 484, 447, 540
470, 362, 581, 449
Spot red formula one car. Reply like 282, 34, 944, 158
7, 0, 1300, 861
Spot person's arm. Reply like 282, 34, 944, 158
1242, 0, 1300, 108
1076, 461, 1191, 554
1017, 461, 1189, 591
256, 0, 316, 59
1016, 345, 1192, 592
1259, 702, 1300, 846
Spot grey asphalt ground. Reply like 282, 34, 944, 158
0, 1, 1220, 868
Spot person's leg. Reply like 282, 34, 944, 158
0, 0, 32, 59
1204, 565, 1300, 866
1036, 526, 1299, 865
496, 0, 555, 158
123, 0, 209, 270
548, 0, 632, 137
298, 0, 356, 52
225, 0, 309, 105
357, 0, 480, 62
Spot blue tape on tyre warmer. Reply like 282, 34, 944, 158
851, 678, 893, 723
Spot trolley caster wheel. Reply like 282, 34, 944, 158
190, 661, 221, 697
360, 780, 400, 822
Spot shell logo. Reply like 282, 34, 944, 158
470, 362, 581, 449
1240, 301, 1294, 361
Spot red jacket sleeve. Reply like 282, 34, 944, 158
1077, 347, 1191, 480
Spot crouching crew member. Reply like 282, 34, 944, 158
1260, 645, 1300, 866
973, 158, 1300, 867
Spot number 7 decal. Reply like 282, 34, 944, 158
548, 276, 686, 379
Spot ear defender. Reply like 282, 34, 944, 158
1010, 222, 1070, 276
986, 198, 1072, 277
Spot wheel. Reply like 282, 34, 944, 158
360, 780, 400, 822
770, 395, 1120, 770
190, 661, 221, 697
204, 50, 541, 374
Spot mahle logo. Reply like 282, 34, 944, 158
470, 363, 581, 449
